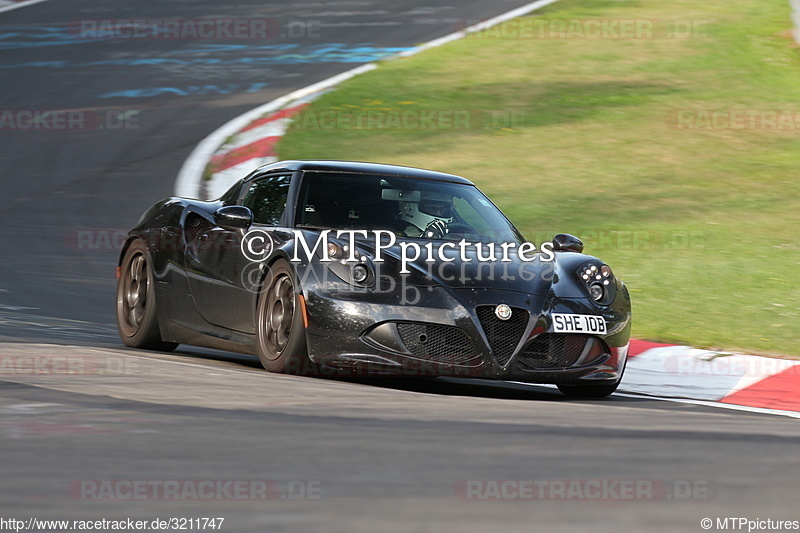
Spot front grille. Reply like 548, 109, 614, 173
476, 306, 528, 366
517, 334, 591, 370
396, 323, 479, 365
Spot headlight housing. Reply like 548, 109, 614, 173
321, 239, 375, 287
578, 261, 615, 305
352, 263, 370, 284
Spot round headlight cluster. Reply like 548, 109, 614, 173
323, 240, 374, 285
589, 283, 605, 301
327, 242, 342, 259
580, 263, 614, 303
352, 264, 370, 284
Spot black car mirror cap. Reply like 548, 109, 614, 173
552, 233, 584, 253
214, 206, 253, 231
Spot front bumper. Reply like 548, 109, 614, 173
302, 281, 631, 384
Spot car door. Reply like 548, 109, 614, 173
185, 174, 292, 333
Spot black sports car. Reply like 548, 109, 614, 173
117, 160, 631, 397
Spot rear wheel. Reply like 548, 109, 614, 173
116, 239, 178, 351
255, 259, 312, 375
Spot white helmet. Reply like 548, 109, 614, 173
399, 191, 454, 238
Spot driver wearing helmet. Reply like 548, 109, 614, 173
397, 191, 454, 239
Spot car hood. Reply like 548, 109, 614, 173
355, 239, 571, 295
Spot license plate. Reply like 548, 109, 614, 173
551, 313, 607, 334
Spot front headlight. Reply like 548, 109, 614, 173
352, 263, 370, 284
589, 282, 605, 301
327, 242, 343, 259
320, 238, 375, 287
578, 261, 615, 304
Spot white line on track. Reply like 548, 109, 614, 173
0, 0, 54, 15
613, 392, 800, 419
510, 380, 800, 419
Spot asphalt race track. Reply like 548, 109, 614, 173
1, 1, 799, 531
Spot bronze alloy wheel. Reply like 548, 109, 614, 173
120, 251, 148, 335
116, 239, 177, 351
256, 259, 310, 374
263, 273, 295, 357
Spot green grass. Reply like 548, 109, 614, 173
278, 0, 800, 357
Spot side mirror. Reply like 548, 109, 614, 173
214, 206, 253, 231
552, 233, 584, 253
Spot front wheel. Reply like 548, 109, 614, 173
116, 239, 178, 352
557, 381, 620, 398
558, 352, 627, 398
255, 259, 312, 375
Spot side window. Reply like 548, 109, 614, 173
241, 175, 291, 225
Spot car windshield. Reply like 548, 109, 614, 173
295, 171, 523, 244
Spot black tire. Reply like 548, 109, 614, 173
255, 259, 311, 375
557, 381, 620, 398
116, 239, 178, 351
558, 351, 627, 398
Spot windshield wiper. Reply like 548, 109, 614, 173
295, 224, 338, 231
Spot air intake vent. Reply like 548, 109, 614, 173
396, 323, 479, 365
517, 334, 593, 370
184, 214, 214, 243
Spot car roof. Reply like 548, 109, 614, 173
248, 160, 474, 185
